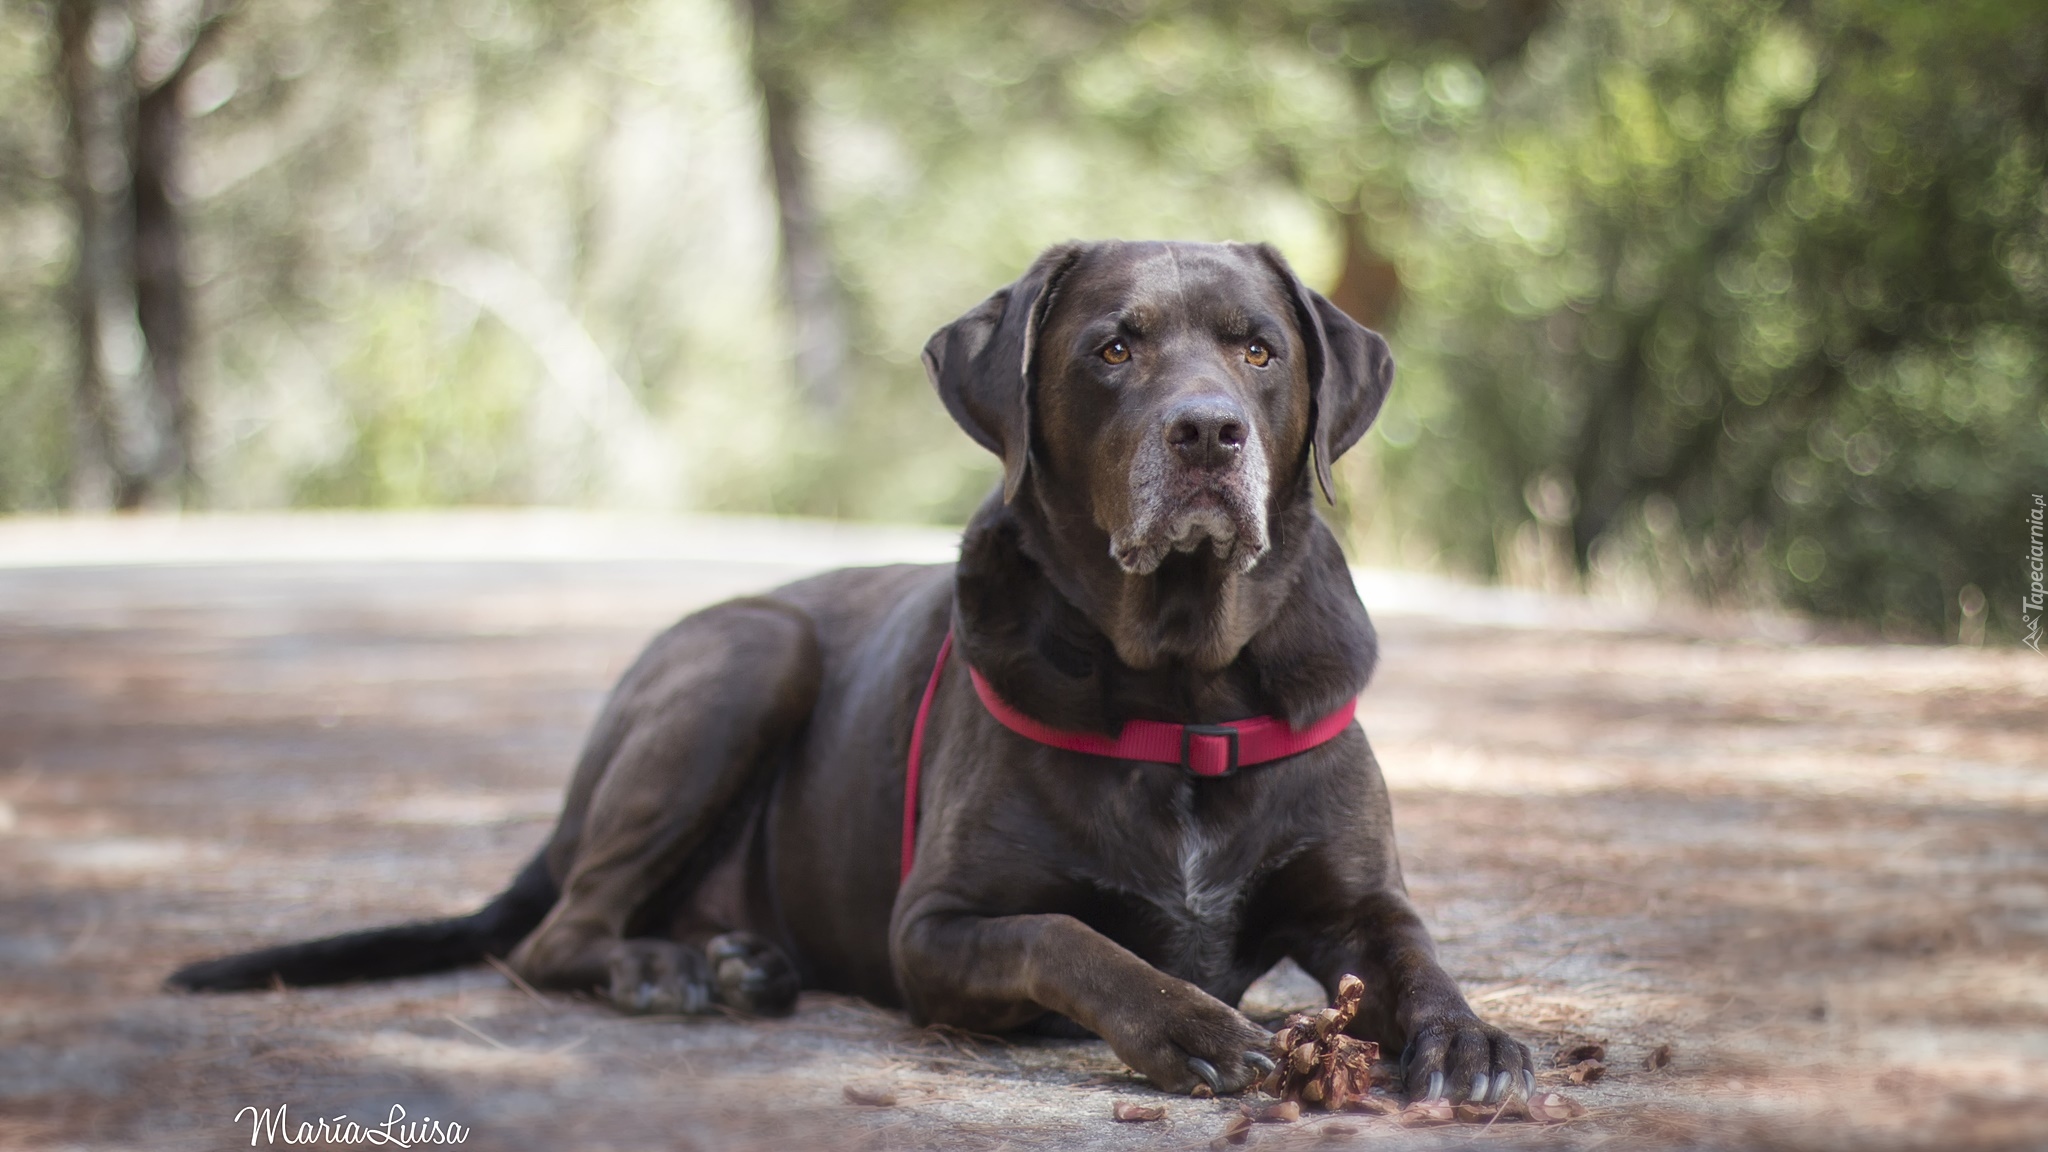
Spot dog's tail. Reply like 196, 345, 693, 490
166, 853, 557, 992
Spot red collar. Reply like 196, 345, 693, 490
901, 630, 1357, 880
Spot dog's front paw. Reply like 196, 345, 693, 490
606, 939, 714, 1015
705, 931, 799, 1017
1400, 1013, 1534, 1104
1110, 983, 1274, 1096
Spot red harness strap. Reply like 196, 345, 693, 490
901, 631, 955, 881
900, 629, 1358, 881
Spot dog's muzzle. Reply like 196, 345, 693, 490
1109, 398, 1272, 576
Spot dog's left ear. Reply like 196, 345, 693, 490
1250, 243, 1395, 505
923, 243, 1086, 504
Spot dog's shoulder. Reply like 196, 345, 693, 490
1242, 519, 1378, 726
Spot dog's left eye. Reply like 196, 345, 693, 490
1245, 343, 1271, 367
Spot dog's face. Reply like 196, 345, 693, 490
927, 240, 1393, 579
1029, 244, 1320, 575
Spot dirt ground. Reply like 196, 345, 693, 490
1, 511, 2043, 1152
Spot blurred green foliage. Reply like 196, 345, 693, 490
1381, 0, 2048, 640
0, 0, 2041, 640
289, 283, 537, 506
0, 10, 70, 509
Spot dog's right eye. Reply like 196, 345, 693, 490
1101, 340, 1131, 365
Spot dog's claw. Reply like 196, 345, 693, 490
1424, 1071, 1444, 1102
1244, 1050, 1275, 1075
1187, 1057, 1221, 1092
1489, 1071, 1512, 1103
1522, 1069, 1536, 1099
1469, 1074, 1488, 1102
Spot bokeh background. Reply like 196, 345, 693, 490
2, 0, 2043, 642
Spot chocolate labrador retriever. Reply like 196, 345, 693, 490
171, 240, 1533, 1104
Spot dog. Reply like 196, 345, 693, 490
171, 240, 1533, 1104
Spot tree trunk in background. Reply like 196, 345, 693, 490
131, 73, 196, 501
1327, 208, 1401, 333
53, 0, 221, 509
741, 0, 850, 411
58, 0, 136, 508
131, 5, 228, 504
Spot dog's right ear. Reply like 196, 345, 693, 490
1249, 243, 1395, 506
923, 244, 1085, 504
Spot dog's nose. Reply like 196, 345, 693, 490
1163, 398, 1249, 469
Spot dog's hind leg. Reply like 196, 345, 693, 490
508, 598, 817, 1016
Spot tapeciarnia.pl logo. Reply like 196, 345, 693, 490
234, 1103, 469, 1146
2025, 493, 2044, 653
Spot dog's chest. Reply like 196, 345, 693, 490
1084, 791, 1264, 988
1165, 822, 1242, 943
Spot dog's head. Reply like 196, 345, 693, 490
926, 241, 1392, 579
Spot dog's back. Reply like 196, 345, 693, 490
170, 562, 952, 997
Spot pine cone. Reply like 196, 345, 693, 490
1259, 974, 1387, 1111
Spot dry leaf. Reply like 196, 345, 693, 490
1253, 1100, 1302, 1123
1554, 1041, 1607, 1066
1396, 1101, 1454, 1127
1341, 1095, 1398, 1116
1112, 1101, 1166, 1122
1212, 1112, 1254, 1148
1645, 1043, 1673, 1070
842, 1083, 896, 1107
1453, 1103, 1501, 1124
1526, 1092, 1588, 1123
1566, 1059, 1606, 1085
1321, 1122, 1359, 1138
1192, 1083, 1214, 1099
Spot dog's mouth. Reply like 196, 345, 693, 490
1109, 445, 1272, 577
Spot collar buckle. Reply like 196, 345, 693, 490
1180, 724, 1241, 778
